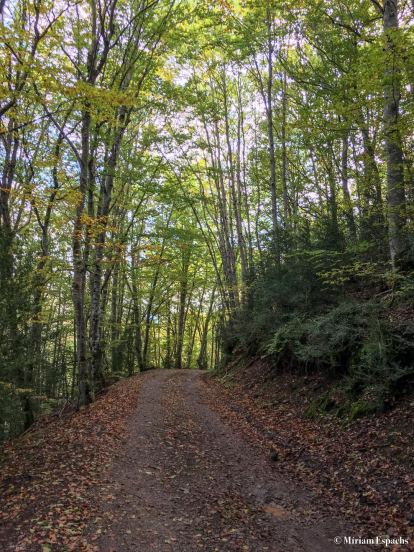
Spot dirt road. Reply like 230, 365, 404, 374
87, 370, 366, 551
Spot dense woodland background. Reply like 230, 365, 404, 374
1, 0, 414, 443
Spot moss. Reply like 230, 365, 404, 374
335, 405, 347, 418
307, 393, 382, 422
349, 399, 379, 421
305, 401, 317, 419
305, 393, 337, 419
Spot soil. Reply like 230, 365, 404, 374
84, 369, 369, 551
202, 355, 414, 549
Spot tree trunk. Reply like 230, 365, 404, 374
222, 68, 247, 284
281, 72, 289, 229
142, 210, 173, 368
340, 130, 357, 240
74, 109, 93, 408
382, 0, 408, 269
266, 9, 279, 242
175, 252, 190, 370
165, 304, 172, 369
111, 266, 119, 372
90, 113, 128, 388
197, 287, 216, 370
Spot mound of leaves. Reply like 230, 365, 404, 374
0, 376, 140, 552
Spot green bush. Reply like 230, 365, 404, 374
228, 245, 414, 415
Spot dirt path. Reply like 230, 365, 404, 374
86, 370, 367, 551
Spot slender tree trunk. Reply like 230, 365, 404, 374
130, 245, 145, 372
142, 210, 173, 367
382, 0, 408, 269
175, 253, 190, 370
222, 68, 247, 284
239, 97, 253, 268
326, 153, 340, 248
132, 284, 144, 372
340, 130, 357, 240
197, 287, 216, 370
187, 286, 205, 367
281, 71, 289, 229
266, 10, 279, 243
74, 109, 93, 407
111, 266, 119, 372
165, 304, 172, 369
0, 122, 18, 283
90, 112, 128, 387
211, 118, 239, 309
311, 153, 325, 218
357, 116, 385, 247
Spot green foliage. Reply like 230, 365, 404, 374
231, 242, 414, 415
2, 0, 414, 438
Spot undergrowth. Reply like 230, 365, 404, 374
226, 247, 414, 418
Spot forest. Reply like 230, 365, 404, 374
1, 0, 414, 444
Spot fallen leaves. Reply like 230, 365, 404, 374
0, 376, 141, 551
201, 366, 414, 548
262, 506, 288, 518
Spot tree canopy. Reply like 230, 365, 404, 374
1, 0, 414, 441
